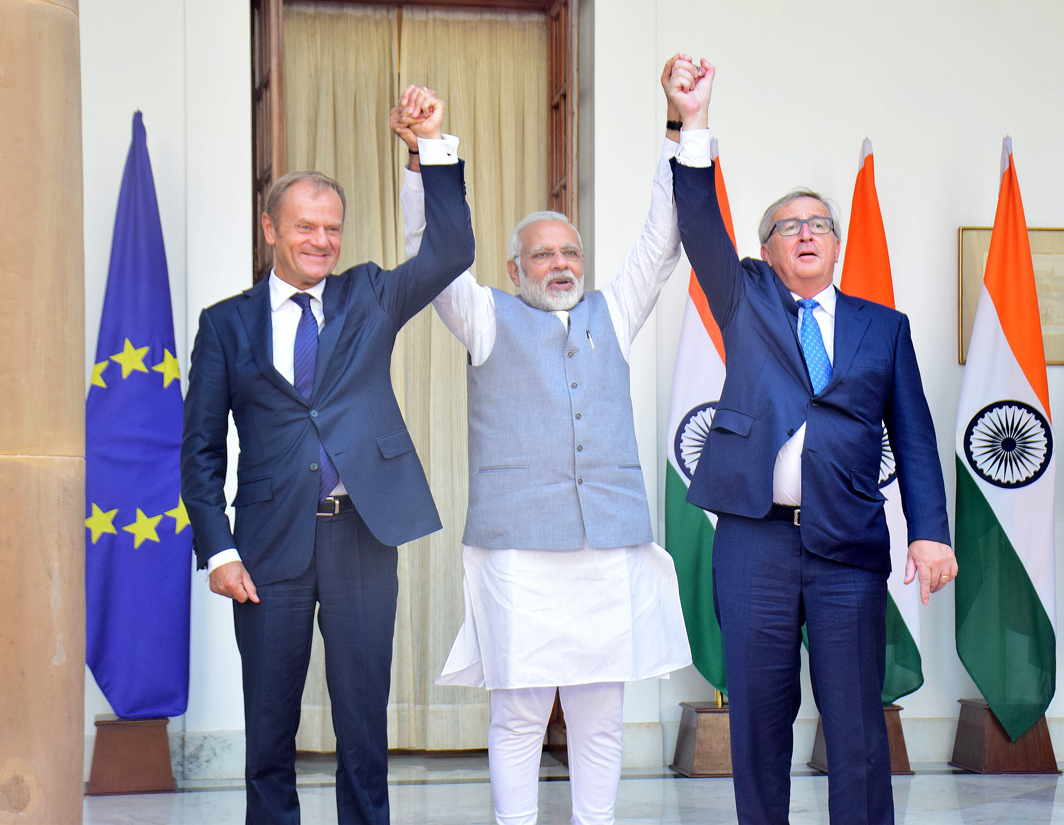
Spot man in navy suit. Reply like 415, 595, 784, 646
181, 87, 473, 825
665, 60, 958, 825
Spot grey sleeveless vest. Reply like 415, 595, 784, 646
462, 289, 653, 549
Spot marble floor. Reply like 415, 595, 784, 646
84, 754, 1064, 824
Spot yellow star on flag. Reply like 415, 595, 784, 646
91, 360, 110, 389
152, 348, 182, 388
123, 508, 163, 549
110, 338, 150, 379
85, 503, 119, 544
165, 497, 190, 533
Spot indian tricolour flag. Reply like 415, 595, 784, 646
955, 137, 1056, 741
839, 139, 924, 704
665, 138, 735, 692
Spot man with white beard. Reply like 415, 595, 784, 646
391, 69, 692, 825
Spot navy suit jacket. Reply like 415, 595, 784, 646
672, 160, 950, 572
182, 162, 474, 585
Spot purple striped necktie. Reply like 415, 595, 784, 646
291, 292, 340, 499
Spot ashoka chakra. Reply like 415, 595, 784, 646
963, 400, 1053, 489
674, 402, 718, 481
879, 425, 896, 488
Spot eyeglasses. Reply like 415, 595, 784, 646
767, 216, 836, 239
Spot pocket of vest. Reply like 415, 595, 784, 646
618, 464, 642, 470
377, 428, 415, 459
232, 476, 273, 507
477, 463, 529, 472
709, 408, 753, 437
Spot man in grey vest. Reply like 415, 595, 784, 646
392, 73, 692, 825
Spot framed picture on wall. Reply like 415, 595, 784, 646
958, 226, 1064, 364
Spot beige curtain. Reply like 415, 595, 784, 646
283, 2, 547, 751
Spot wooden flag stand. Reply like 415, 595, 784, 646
808, 705, 913, 774
671, 693, 732, 776
949, 699, 1059, 774
86, 715, 176, 794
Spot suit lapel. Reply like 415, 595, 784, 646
313, 273, 351, 396
770, 273, 812, 390
824, 290, 871, 393
236, 279, 305, 405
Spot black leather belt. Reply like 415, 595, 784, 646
766, 504, 801, 526
316, 494, 354, 517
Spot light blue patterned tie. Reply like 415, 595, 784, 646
797, 298, 832, 395
291, 293, 340, 498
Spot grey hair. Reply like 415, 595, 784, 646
264, 171, 347, 224
507, 210, 583, 260
757, 189, 841, 245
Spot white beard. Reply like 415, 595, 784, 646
517, 267, 585, 312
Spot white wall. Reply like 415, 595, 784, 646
80, 0, 251, 779
586, 0, 1064, 766
80, 0, 1064, 778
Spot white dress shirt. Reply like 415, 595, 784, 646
208, 134, 460, 574
771, 284, 836, 505
268, 271, 327, 385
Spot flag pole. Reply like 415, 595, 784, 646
666, 139, 734, 777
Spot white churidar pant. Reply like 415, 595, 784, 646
489, 683, 624, 825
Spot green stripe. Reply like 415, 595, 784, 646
665, 463, 726, 693
955, 456, 1056, 741
882, 594, 923, 704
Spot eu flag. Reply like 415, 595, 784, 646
86, 112, 191, 719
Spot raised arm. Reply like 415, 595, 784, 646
600, 55, 688, 355
391, 95, 496, 363
668, 58, 745, 330
371, 86, 475, 327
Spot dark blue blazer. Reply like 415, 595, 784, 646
672, 160, 950, 572
182, 162, 474, 585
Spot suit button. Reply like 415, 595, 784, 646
567, 350, 576, 358
575, 412, 582, 420
576, 444, 584, 452
787, 428, 795, 436
310, 409, 318, 418
577, 477, 584, 485
309, 463, 319, 471
571, 382, 578, 389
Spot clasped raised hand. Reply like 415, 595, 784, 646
666, 56, 714, 130
394, 84, 444, 142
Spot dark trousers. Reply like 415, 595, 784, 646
233, 509, 398, 825
713, 514, 892, 825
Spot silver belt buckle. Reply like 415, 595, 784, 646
317, 496, 340, 517
792, 507, 801, 527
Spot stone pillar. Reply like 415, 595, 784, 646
0, 1, 85, 824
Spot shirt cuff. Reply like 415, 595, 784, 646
677, 129, 712, 168
663, 136, 679, 159
417, 133, 460, 165
207, 548, 242, 573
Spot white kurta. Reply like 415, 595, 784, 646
439, 543, 690, 689
401, 139, 693, 689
